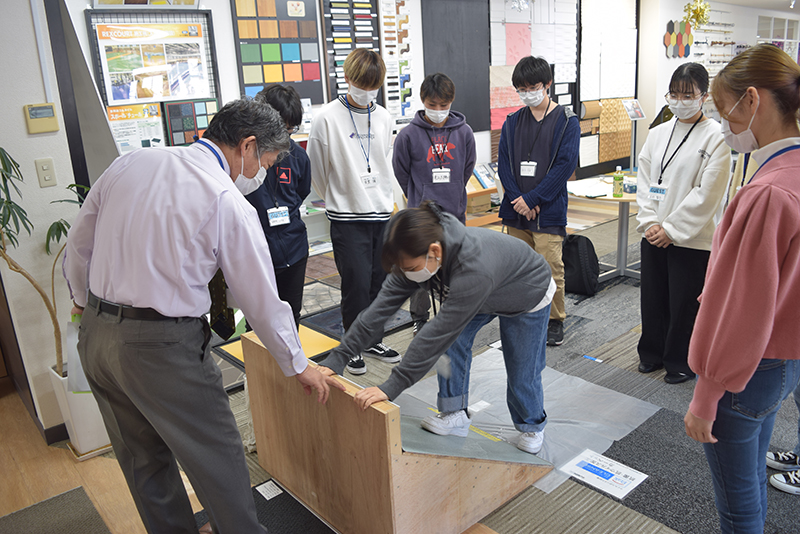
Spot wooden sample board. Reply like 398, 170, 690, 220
242, 333, 552, 534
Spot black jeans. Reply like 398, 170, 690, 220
274, 254, 308, 329
329, 220, 387, 343
638, 239, 709, 374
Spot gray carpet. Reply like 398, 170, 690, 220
0, 487, 111, 534
602, 408, 799, 534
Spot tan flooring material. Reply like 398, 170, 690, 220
586, 325, 670, 382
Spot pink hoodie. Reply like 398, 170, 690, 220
689, 146, 800, 421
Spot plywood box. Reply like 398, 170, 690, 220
242, 333, 552, 534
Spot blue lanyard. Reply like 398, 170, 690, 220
344, 98, 372, 173
196, 139, 225, 171
751, 144, 800, 181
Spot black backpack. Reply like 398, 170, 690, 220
562, 234, 600, 296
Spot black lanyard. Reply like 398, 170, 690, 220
344, 98, 372, 173
740, 152, 751, 189
659, 115, 703, 184
424, 128, 453, 169
526, 100, 553, 161
263, 167, 282, 209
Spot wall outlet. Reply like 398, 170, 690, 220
34, 157, 56, 188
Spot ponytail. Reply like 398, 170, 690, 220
381, 201, 445, 273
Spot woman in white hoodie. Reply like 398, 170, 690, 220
635, 63, 731, 384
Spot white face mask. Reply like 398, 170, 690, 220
518, 88, 546, 108
721, 91, 760, 153
234, 148, 267, 196
668, 97, 703, 120
349, 85, 379, 107
425, 107, 450, 124
404, 247, 440, 283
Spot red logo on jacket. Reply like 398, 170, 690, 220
277, 168, 291, 184
427, 142, 456, 163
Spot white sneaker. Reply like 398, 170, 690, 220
517, 431, 544, 454
421, 410, 472, 437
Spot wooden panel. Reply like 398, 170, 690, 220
243, 333, 399, 534
235, 0, 256, 17
259, 19, 279, 39
462, 525, 500, 534
238, 20, 259, 39
393, 453, 550, 534
256, 0, 276, 17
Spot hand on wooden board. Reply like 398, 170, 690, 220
296, 365, 345, 404
354, 386, 388, 411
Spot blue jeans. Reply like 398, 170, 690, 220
437, 306, 549, 433
794, 381, 800, 456
703, 359, 800, 534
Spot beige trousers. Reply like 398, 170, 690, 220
507, 226, 566, 322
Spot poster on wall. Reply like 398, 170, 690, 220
230, 0, 324, 103
96, 23, 212, 106
106, 104, 166, 154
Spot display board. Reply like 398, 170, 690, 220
229, 0, 324, 102
163, 99, 219, 146
106, 103, 166, 154
86, 10, 221, 108
379, 0, 417, 126
421, 0, 490, 132
321, 0, 381, 102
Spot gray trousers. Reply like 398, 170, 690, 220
78, 308, 266, 534
410, 288, 431, 322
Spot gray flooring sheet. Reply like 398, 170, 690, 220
395, 348, 659, 493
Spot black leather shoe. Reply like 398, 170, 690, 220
638, 362, 663, 374
664, 372, 696, 384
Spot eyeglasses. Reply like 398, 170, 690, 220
516, 85, 544, 94
665, 92, 705, 106
287, 125, 300, 134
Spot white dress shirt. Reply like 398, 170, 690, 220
64, 140, 308, 377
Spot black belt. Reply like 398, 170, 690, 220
87, 292, 170, 321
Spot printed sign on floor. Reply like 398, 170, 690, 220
559, 449, 647, 499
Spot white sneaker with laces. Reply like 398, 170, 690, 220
421, 410, 472, 437
346, 354, 366, 375
517, 431, 544, 454
770, 470, 800, 495
766, 450, 800, 471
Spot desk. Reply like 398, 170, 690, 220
567, 176, 640, 283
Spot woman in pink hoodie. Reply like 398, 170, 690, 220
684, 43, 800, 534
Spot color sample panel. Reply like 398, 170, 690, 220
163, 99, 219, 147
322, 0, 381, 101
230, 0, 323, 103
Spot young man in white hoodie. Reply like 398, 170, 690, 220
307, 48, 400, 374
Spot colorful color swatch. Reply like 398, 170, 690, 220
231, 0, 323, 103
322, 0, 381, 101
163, 99, 218, 146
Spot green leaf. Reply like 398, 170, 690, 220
45, 219, 70, 255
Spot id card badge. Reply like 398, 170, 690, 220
520, 161, 538, 177
267, 206, 290, 226
432, 168, 451, 183
647, 184, 668, 202
360, 172, 378, 188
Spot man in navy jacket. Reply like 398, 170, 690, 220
498, 56, 580, 346
248, 85, 312, 327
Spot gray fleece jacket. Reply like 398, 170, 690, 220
321, 212, 552, 400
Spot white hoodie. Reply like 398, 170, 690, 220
307, 96, 395, 222
636, 117, 731, 251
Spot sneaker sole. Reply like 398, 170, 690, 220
420, 421, 470, 438
517, 442, 543, 455
769, 474, 800, 495
362, 352, 402, 364
767, 458, 800, 471
546, 340, 564, 347
346, 365, 367, 375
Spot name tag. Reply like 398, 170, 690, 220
432, 168, 451, 183
520, 161, 537, 177
360, 172, 378, 188
267, 206, 290, 226
647, 184, 668, 202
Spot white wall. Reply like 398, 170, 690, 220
635, 0, 800, 157
1, 0, 81, 428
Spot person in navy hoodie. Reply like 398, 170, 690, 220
497, 56, 580, 347
248, 84, 312, 328
393, 73, 476, 333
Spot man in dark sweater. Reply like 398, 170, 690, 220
497, 56, 580, 346
392, 73, 476, 334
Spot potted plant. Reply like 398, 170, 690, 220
0, 146, 110, 458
